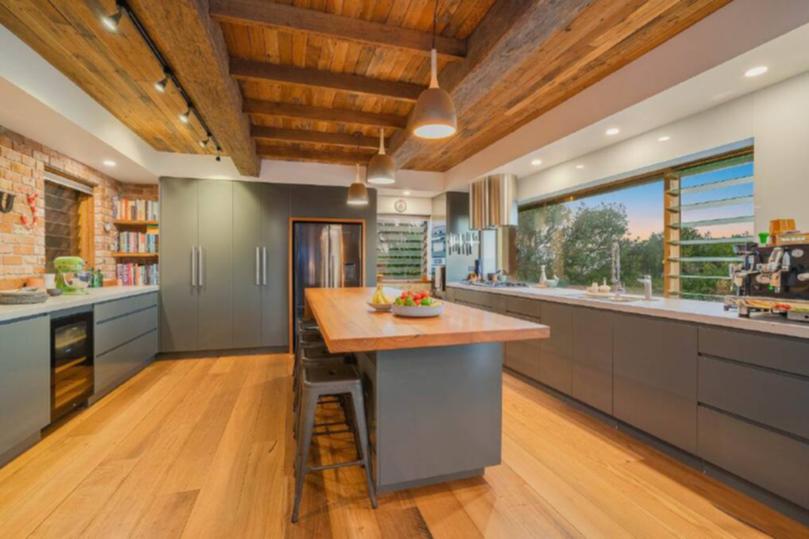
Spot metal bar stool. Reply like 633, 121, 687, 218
292, 344, 354, 437
292, 363, 377, 523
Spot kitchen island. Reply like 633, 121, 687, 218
304, 287, 549, 493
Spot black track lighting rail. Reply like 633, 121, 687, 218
108, 0, 222, 159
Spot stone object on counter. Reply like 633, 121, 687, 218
0, 288, 48, 305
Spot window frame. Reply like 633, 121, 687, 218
518, 146, 754, 298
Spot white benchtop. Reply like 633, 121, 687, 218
448, 282, 809, 340
0, 286, 159, 323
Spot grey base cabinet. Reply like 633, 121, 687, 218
503, 296, 542, 379
538, 302, 573, 394
697, 327, 809, 510
571, 307, 613, 414
449, 285, 809, 514
0, 315, 50, 463
613, 313, 697, 454
94, 293, 158, 397
505, 338, 542, 380
699, 405, 809, 509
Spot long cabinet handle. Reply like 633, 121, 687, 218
191, 247, 197, 287
198, 246, 204, 287
255, 247, 261, 286
262, 247, 267, 286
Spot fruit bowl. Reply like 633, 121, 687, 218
391, 302, 444, 318
367, 301, 392, 312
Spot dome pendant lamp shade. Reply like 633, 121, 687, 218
411, 49, 457, 139
347, 163, 369, 206
367, 130, 396, 185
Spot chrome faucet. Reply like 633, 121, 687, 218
611, 241, 624, 295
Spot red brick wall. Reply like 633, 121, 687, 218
0, 126, 158, 289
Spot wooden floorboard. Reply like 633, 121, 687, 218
0, 354, 806, 538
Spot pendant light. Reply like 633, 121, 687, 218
347, 163, 369, 206
411, 1, 457, 139
366, 129, 396, 185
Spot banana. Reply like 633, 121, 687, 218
371, 287, 390, 305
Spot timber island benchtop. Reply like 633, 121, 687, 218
305, 287, 549, 353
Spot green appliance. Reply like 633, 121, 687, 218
53, 256, 89, 295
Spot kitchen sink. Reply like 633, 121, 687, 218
579, 293, 657, 303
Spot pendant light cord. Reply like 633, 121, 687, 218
429, 0, 439, 88
432, 0, 437, 50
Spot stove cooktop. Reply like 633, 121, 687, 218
465, 280, 529, 288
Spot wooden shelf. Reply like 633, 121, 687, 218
111, 252, 159, 259
113, 220, 158, 227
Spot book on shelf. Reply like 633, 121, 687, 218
114, 198, 159, 222
116, 263, 159, 286
116, 228, 159, 254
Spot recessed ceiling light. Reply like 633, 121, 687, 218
531, 159, 542, 166
575, 164, 585, 169
103, 159, 116, 167
657, 135, 671, 142
403, 190, 411, 196
605, 127, 620, 136
744, 66, 768, 78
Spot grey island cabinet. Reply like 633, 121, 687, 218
306, 287, 548, 494
446, 284, 809, 519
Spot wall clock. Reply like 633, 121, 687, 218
394, 199, 407, 213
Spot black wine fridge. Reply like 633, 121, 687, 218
51, 310, 94, 422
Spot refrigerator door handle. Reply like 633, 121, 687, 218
198, 246, 204, 288
191, 246, 197, 287
255, 246, 260, 286
262, 247, 267, 286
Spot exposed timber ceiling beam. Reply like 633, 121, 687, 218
230, 58, 423, 102
209, 0, 466, 60
129, 0, 259, 175
243, 99, 407, 130
256, 143, 375, 165
251, 126, 383, 149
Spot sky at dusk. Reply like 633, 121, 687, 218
560, 161, 754, 240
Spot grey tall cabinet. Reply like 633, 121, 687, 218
231, 181, 289, 349
159, 178, 289, 353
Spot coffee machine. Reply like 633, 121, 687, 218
728, 243, 809, 321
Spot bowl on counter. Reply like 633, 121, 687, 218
367, 301, 393, 312
391, 302, 444, 318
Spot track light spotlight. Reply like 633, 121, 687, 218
215, 147, 222, 162
199, 134, 211, 148
101, 6, 123, 32
154, 71, 169, 93
179, 106, 191, 124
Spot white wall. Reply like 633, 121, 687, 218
444, 0, 809, 190
519, 71, 809, 233
377, 195, 433, 216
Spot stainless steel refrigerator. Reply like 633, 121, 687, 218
292, 221, 363, 337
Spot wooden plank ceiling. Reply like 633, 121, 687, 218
212, 0, 730, 171
0, 0, 730, 174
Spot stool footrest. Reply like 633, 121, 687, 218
313, 428, 352, 436
309, 460, 364, 472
